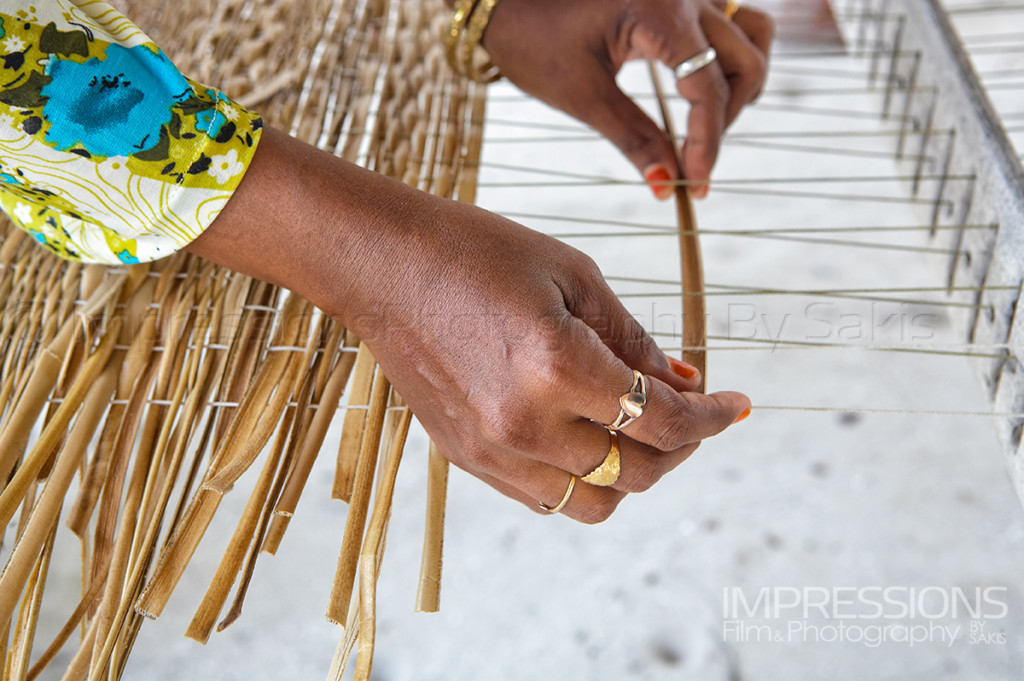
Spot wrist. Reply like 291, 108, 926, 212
185, 126, 416, 329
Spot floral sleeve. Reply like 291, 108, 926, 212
0, 1, 262, 264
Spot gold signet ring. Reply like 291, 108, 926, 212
581, 428, 622, 487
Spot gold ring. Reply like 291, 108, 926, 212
539, 475, 576, 514
607, 370, 647, 431
724, 0, 742, 20
581, 428, 621, 487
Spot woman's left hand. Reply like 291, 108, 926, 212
482, 0, 774, 199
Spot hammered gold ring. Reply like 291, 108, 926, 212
539, 475, 576, 514
581, 428, 622, 487
724, 0, 742, 20
607, 370, 647, 431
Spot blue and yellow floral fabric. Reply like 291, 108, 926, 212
0, 1, 262, 263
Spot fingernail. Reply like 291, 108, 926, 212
691, 182, 709, 199
732, 408, 751, 424
667, 356, 699, 380
643, 164, 674, 201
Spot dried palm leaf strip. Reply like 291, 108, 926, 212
108, 277, 251, 677
329, 343, 376, 505
0, 328, 119, 628
0, 274, 124, 486
266, 334, 357, 521
99, 274, 234, 649
24, 558, 108, 681
78, 271, 183, 620
215, 398, 307, 633
64, 272, 160, 540
353, 406, 412, 680
21, 365, 117, 681
647, 62, 708, 391
128, 266, 226, 558
415, 441, 449, 613
326, 370, 391, 626
182, 305, 325, 640
88, 364, 172, 681
324, 401, 412, 681
184, 399, 296, 644
0, 322, 119, 544
135, 292, 309, 619
6, 519, 57, 681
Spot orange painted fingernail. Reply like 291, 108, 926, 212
667, 356, 699, 380
732, 408, 751, 424
643, 164, 674, 201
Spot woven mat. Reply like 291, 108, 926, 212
0, 1, 484, 678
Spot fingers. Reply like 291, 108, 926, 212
627, 1, 773, 198
559, 267, 748, 453
578, 372, 751, 453
442, 314, 749, 524
732, 6, 775, 63
508, 335, 746, 473
568, 272, 701, 392
563, 418, 704, 493
672, 50, 728, 199
562, 67, 681, 201
454, 396, 740, 524
701, 11, 769, 127
461, 453, 629, 525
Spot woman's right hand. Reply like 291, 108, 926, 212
188, 127, 750, 523
482, 0, 774, 199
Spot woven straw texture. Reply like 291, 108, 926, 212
0, 1, 484, 679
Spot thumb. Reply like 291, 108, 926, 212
575, 77, 680, 201
685, 390, 753, 437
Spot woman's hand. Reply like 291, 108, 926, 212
188, 128, 750, 523
482, 0, 774, 199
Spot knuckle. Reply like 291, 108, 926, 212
651, 405, 700, 451
478, 397, 537, 450
479, 351, 575, 450
529, 347, 574, 395
572, 251, 603, 281
619, 457, 662, 494
461, 442, 498, 472
630, 325, 661, 362
614, 127, 661, 158
750, 11, 776, 43
618, 137, 646, 158
735, 50, 767, 88
576, 497, 621, 525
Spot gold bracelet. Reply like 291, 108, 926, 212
459, 0, 502, 82
445, 0, 479, 75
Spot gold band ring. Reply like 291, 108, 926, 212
539, 475, 576, 514
581, 428, 621, 487
607, 370, 647, 431
724, 0, 742, 20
